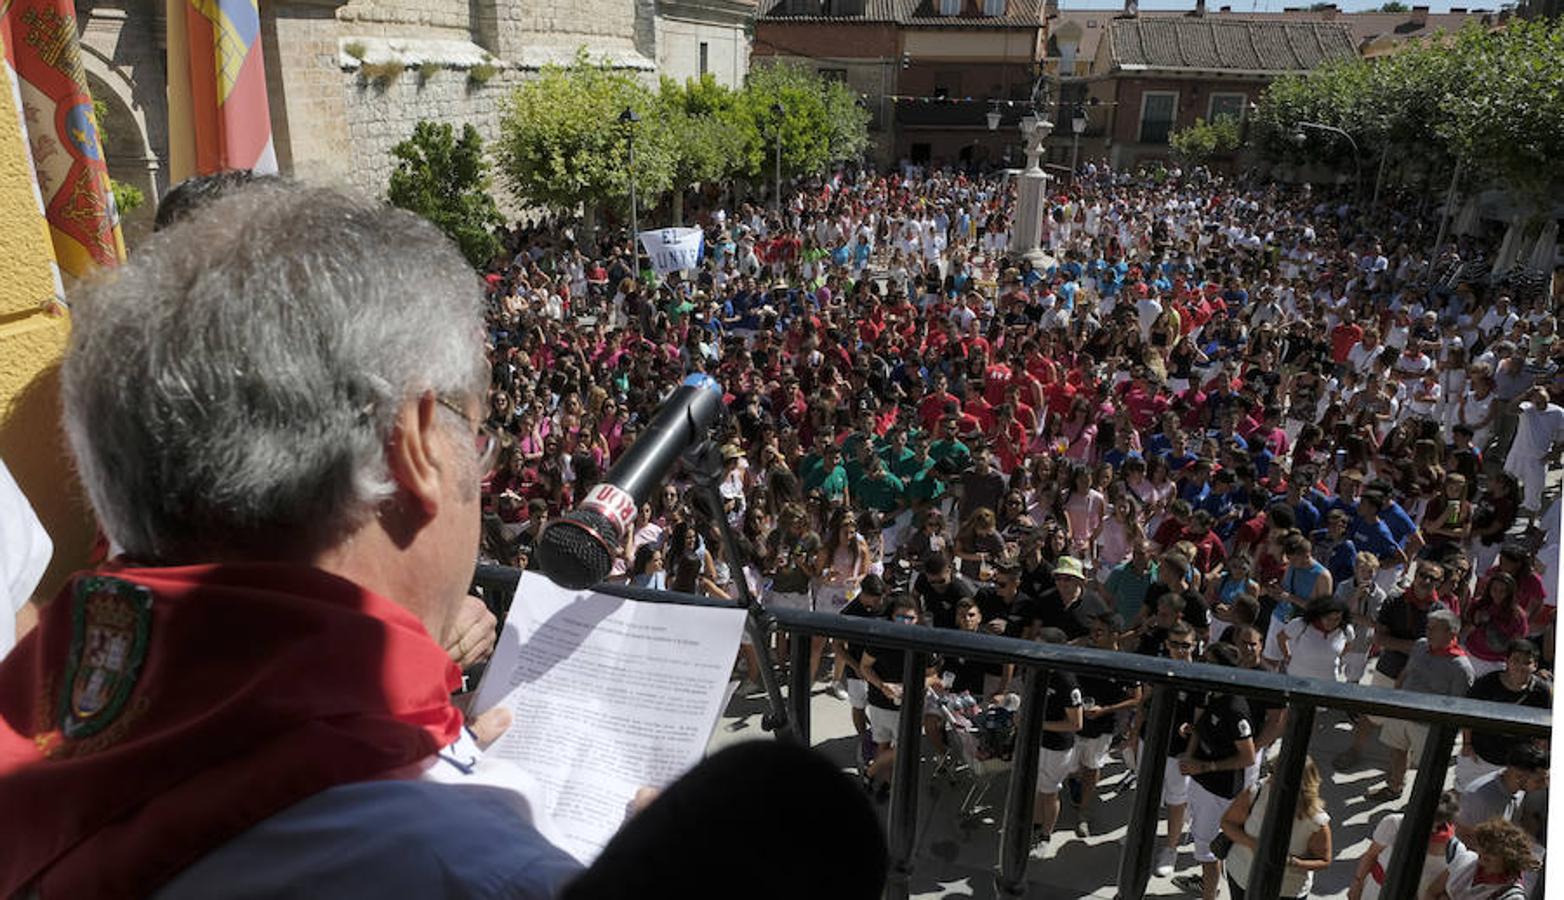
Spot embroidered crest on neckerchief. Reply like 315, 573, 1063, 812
57, 576, 153, 740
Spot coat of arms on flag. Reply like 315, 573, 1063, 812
0, 0, 126, 277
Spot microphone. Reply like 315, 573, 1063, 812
536, 373, 725, 589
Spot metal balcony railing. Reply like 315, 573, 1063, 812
471, 565, 1551, 900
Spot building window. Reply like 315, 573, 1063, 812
983, 0, 1007, 13
1138, 91, 1177, 144
1208, 92, 1246, 123
818, 68, 847, 82
934, 70, 962, 100
699, 42, 709, 76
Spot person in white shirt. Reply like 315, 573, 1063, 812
1348, 330, 1385, 375
1505, 386, 1564, 512
1277, 596, 1353, 682
0, 459, 51, 660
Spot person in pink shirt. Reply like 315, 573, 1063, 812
1062, 464, 1107, 561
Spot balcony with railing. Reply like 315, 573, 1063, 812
471, 565, 1552, 900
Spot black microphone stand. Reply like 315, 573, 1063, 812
681, 438, 796, 743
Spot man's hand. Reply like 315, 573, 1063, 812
444, 593, 498, 669
469, 706, 512, 751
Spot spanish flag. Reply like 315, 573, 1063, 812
0, 0, 126, 278
165, 0, 277, 182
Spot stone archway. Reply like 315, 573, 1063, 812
83, 63, 159, 244
77, 3, 170, 245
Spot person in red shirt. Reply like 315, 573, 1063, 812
918, 372, 960, 431
963, 378, 997, 435
1330, 310, 1363, 365
1118, 370, 1171, 430
984, 357, 1013, 406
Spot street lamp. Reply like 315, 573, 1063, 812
619, 106, 639, 259
1070, 103, 1088, 176
986, 99, 1002, 131
770, 101, 785, 214
1294, 120, 1362, 204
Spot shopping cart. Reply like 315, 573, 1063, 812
929, 689, 1017, 830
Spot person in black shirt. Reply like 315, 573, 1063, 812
912, 552, 976, 630
1073, 612, 1143, 837
1134, 590, 1187, 657
1151, 621, 1201, 879
839, 574, 891, 765
1457, 639, 1552, 790
860, 598, 928, 802
973, 559, 1030, 637
1229, 623, 1286, 778
1032, 627, 1084, 855
1336, 560, 1445, 770
1038, 555, 1107, 642
923, 599, 994, 768
1015, 526, 1057, 611
1171, 641, 1256, 898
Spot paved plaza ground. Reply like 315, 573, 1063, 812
712, 679, 1438, 898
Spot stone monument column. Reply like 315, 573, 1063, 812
1008, 114, 1055, 269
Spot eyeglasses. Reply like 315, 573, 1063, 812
435, 395, 500, 477
1166, 640, 1195, 650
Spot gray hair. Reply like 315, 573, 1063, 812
62, 182, 487, 562
1426, 609, 1462, 634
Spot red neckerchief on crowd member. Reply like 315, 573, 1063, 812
0, 563, 464, 899
1429, 639, 1468, 658
1473, 868, 1522, 886
1368, 823, 1456, 884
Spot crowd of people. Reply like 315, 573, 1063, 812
472, 161, 1557, 897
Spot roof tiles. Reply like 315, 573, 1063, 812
1108, 17, 1356, 71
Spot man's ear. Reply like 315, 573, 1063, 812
387, 393, 446, 518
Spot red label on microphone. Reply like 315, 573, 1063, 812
581, 483, 637, 532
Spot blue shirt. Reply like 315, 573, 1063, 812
1103, 447, 1141, 470
158, 750, 581, 900
1286, 497, 1320, 535
1348, 516, 1402, 560
1381, 500, 1418, 544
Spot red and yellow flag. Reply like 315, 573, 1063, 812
0, 0, 126, 278
166, 0, 277, 182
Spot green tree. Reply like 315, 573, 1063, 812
1378, 1, 1409, 11
495, 50, 674, 240
731, 62, 869, 193
658, 74, 747, 223
386, 120, 504, 269
1254, 21, 1564, 203
91, 98, 145, 216
1169, 116, 1242, 164
1437, 19, 1564, 203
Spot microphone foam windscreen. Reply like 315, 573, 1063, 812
536, 511, 618, 590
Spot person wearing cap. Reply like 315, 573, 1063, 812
1037, 555, 1106, 643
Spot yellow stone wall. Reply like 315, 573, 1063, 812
0, 63, 96, 603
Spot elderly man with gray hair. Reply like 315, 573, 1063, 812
0, 182, 886, 900
1368, 609, 1476, 803
0, 182, 583, 898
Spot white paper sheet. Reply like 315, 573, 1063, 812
471, 573, 746, 864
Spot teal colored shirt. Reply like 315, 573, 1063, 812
856, 472, 906, 514
804, 463, 849, 500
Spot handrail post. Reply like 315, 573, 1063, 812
1383, 723, 1457, 899
1116, 684, 1177, 900
1247, 703, 1316, 899
995, 666, 1046, 895
788, 635, 812, 747
885, 650, 930, 900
